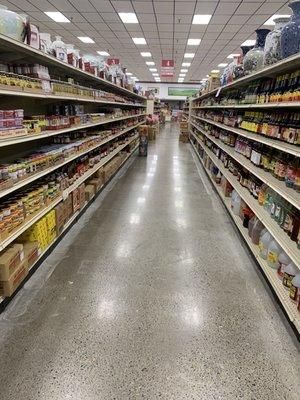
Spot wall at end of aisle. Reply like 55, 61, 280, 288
138, 82, 200, 100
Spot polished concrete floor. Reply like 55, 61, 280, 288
0, 124, 299, 399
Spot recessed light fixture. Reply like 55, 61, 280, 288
192, 15, 212, 25
118, 12, 138, 24
78, 36, 95, 43
211, 69, 220, 73
227, 53, 240, 59
264, 14, 291, 25
181, 69, 188, 73
132, 37, 146, 45
179, 73, 186, 77
146, 61, 155, 65
97, 51, 110, 56
184, 53, 195, 58
187, 38, 201, 46
182, 62, 191, 67
149, 68, 157, 72
241, 39, 256, 46
206, 74, 210, 78
218, 63, 228, 67
141, 52, 152, 57
152, 73, 159, 76
126, 72, 133, 76
44, 12, 70, 23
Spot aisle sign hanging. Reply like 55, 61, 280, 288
107, 58, 120, 65
161, 59, 174, 77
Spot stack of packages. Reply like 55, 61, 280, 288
0, 241, 39, 298
179, 120, 189, 142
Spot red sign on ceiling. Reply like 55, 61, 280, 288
162, 59, 174, 68
107, 58, 120, 65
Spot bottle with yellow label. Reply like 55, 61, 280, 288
266, 240, 282, 269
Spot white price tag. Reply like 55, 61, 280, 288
62, 190, 69, 200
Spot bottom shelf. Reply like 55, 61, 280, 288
190, 139, 300, 336
0, 143, 139, 310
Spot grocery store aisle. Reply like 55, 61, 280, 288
0, 123, 299, 400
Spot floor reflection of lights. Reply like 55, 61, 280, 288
98, 300, 116, 319
175, 200, 184, 209
174, 187, 181, 193
137, 197, 146, 204
130, 213, 140, 224
116, 242, 131, 258
143, 184, 150, 190
176, 217, 187, 228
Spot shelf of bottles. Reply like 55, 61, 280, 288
189, 56, 300, 332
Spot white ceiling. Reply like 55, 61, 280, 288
2, 0, 291, 82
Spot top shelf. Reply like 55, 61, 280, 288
0, 34, 146, 101
192, 53, 300, 102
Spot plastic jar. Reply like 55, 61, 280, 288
289, 274, 300, 303
277, 251, 292, 279
282, 263, 298, 289
266, 240, 282, 269
259, 230, 273, 259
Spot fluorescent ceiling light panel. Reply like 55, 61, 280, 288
227, 53, 240, 59
126, 72, 133, 76
192, 15, 212, 25
187, 38, 201, 45
146, 61, 155, 65
184, 53, 195, 58
264, 14, 291, 25
132, 37, 146, 44
44, 12, 70, 23
218, 63, 228, 67
78, 36, 94, 43
181, 69, 188, 73
97, 51, 110, 56
149, 68, 157, 72
152, 73, 159, 76
178, 79, 184, 82
182, 62, 191, 67
118, 12, 138, 24
211, 69, 220, 73
141, 52, 152, 57
241, 39, 256, 46
179, 73, 186, 77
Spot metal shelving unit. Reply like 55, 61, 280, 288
190, 121, 300, 209
190, 138, 300, 334
0, 114, 146, 147
0, 134, 139, 253
191, 115, 300, 157
0, 121, 145, 200
189, 55, 300, 335
0, 33, 146, 101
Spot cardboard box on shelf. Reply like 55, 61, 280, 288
88, 177, 103, 193
64, 194, 73, 220
78, 184, 86, 209
72, 188, 81, 213
55, 202, 66, 235
208, 76, 220, 91
85, 185, 96, 202
0, 259, 28, 297
221, 176, 233, 197
23, 242, 39, 268
0, 244, 24, 281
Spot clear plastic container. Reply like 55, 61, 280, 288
266, 240, 282, 269
251, 219, 265, 245
248, 215, 256, 237
259, 230, 273, 259
233, 193, 242, 216
277, 251, 292, 280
